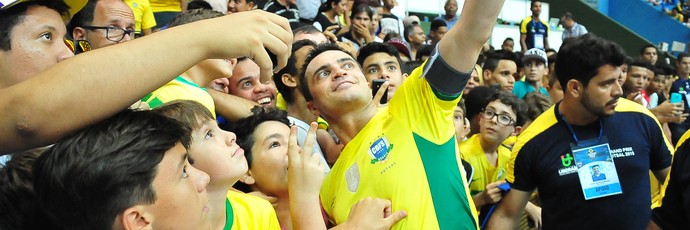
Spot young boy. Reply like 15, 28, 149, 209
154, 100, 280, 229
513, 48, 549, 99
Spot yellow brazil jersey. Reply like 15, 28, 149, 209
124, 0, 157, 33
459, 134, 511, 196
148, 0, 181, 12
225, 191, 280, 230
142, 76, 216, 117
320, 63, 478, 229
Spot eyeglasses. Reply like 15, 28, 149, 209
481, 109, 515, 126
81, 26, 134, 42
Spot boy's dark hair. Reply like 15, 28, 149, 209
486, 91, 528, 126
153, 100, 215, 131
655, 63, 674, 76
357, 42, 403, 68
0, 0, 70, 51
677, 52, 690, 62
640, 44, 658, 55
403, 60, 423, 75
293, 24, 322, 36
299, 42, 355, 101
274, 39, 317, 104
503, 37, 514, 43
629, 59, 655, 72
0, 148, 62, 230
417, 44, 433, 61
430, 19, 447, 32
483, 50, 517, 72
465, 86, 496, 120
33, 110, 191, 230
522, 92, 552, 121
169, 8, 224, 27
187, 0, 214, 11
225, 106, 290, 169
67, 0, 99, 35
555, 33, 626, 91
457, 99, 467, 115
383, 32, 402, 42
318, 0, 341, 14
530, 0, 541, 8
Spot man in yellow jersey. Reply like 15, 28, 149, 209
296, 0, 505, 228
124, 0, 156, 36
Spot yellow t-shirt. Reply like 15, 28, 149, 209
320, 63, 478, 229
225, 191, 280, 230
125, 0, 157, 33
149, 0, 181, 12
459, 134, 511, 196
142, 76, 216, 117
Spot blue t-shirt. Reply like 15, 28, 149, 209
512, 81, 549, 99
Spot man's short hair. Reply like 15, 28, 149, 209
630, 59, 655, 72
299, 42, 355, 101
555, 33, 626, 90
503, 37, 514, 43
187, 0, 214, 11
293, 24, 321, 36
430, 19, 447, 32
486, 91, 528, 126
530, 0, 541, 8
0, 0, 70, 51
274, 39, 317, 104
483, 50, 517, 72
655, 63, 674, 76
562, 11, 574, 20
168, 8, 224, 27
640, 44, 657, 55
67, 0, 99, 35
677, 52, 690, 62
357, 42, 403, 69
33, 110, 192, 230
225, 106, 290, 168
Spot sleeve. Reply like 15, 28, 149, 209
651, 138, 690, 229
647, 113, 674, 170
542, 20, 549, 37
142, 0, 157, 29
313, 21, 323, 31
421, 44, 471, 97
520, 18, 529, 34
506, 142, 538, 192
580, 25, 588, 35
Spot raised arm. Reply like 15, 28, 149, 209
438, 0, 504, 72
0, 10, 292, 154
486, 188, 532, 230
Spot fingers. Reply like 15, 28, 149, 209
372, 81, 389, 106
264, 20, 293, 72
382, 210, 408, 227
325, 25, 340, 32
303, 122, 318, 156
287, 125, 300, 164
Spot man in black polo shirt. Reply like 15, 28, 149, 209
487, 33, 673, 229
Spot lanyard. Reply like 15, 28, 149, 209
558, 111, 603, 145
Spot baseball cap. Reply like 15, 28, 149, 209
387, 39, 411, 59
1, 0, 86, 18
0, 0, 26, 9
402, 15, 421, 27
522, 48, 548, 66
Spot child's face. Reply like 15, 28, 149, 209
188, 119, 248, 188
479, 100, 518, 144
453, 106, 470, 142
648, 75, 667, 93
247, 121, 291, 195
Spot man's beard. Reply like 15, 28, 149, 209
580, 91, 618, 118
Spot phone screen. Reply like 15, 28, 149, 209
371, 79, 388, 104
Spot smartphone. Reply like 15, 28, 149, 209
371, 79, 388, 104
671, 92, 682, 103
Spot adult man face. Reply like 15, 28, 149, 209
641, 46, 658, 64
677, 56, 690, 77
445, 0, 457, 17
560, 15, 574, 29
407, 25, 427, 46
430, 26, 447, 45
304, 50, 370, 118
383, 0, 397, 10
229, 58, 278, 107
485, 60, 517, 92
362, 52, 406, 101
72, 0, 135, 50
531, 0, 542, 16
0, 5, 74, 88
579, 65, 623, 117
524, 59, 547, 84
592, 165, 601, 175
624, 65, 651, 94
227, 0, 254, 14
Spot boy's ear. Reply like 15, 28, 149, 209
239, 171, 256, 185
512, 126, 523, 136
120, 205, 153, 230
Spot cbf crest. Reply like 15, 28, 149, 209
368, 136, 393, 164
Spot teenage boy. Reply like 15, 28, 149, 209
513, 48, 549, 99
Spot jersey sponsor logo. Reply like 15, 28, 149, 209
345, 163, 360, 193
561, 153, 574, 167
558, 153, 578, 176
368, 136, 393, 164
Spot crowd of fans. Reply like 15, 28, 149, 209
3, 0, 690, 229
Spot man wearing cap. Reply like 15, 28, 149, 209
68, 0, 136, 52
513, 48, 549, 99
0, 0, 293, 155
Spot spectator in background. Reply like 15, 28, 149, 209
357, 42, 407, 102
296, 0, 320, 24
513, 48, 549, 99
68, 0, 135, 51
464, 64, 484, 95
500, 37, 514, 53
313, 0, 346, 31
404, 24, 426, 60
465, 86, 496, 137
669, 52, 690, 144
204, 0, 229, 13
187, 0, 213, 10
561, 12, 587, 40
125, 0, 156, 37
428, 19, 448, 47
671, 5, 685, 22
640, 44, 659, 65
149, 0, 186, 30
520, 0, 549, 51
370, 5, 383, 43
483, 50, 518, 92
379, 0, 400, 35
434, 0, 459, 29
294, 25, 329, 44
263, 0, 300, 29
227, 0, 254, 14
337, 4, 373, 51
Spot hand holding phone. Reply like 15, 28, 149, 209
671, 92, 682, 104
371, 79, 388, 105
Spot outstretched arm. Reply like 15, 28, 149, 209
0, 11, 292, 154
